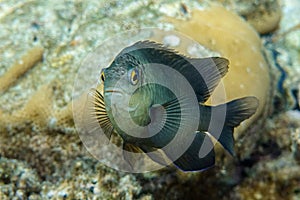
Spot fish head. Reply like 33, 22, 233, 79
102, 53, 152, 131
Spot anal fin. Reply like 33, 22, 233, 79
165, 132, 215, 172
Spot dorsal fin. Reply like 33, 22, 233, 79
120, 40, 229, 103
120, 40, 179, 55
188, 57, 229, 102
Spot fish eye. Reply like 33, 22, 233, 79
129, 68, 139, 85
100, 71, 105, 82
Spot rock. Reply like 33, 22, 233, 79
232, 0, 281, 34
166, 6, 271, 137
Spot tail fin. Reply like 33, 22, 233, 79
207, 97, 259, 155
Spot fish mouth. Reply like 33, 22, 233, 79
105, 90, 123, 94
104, 88, 139, 113
104, 88, 124, 111
104, 88, 124, 96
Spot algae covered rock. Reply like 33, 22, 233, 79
224, 0, 282, 34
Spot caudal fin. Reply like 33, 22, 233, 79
206, 96, 259, 155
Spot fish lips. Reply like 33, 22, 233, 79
104, 89, 138, 114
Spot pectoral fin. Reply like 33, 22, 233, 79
88, 88, 114, 140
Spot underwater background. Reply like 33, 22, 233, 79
0, 0, 300, 199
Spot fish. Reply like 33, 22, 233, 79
90, 40, 259, 172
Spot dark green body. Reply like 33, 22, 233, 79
97, 40, 259, 171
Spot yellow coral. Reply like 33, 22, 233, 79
0, 47, 43, 93
0, 81, 74, 134
165, 6, 271, 136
